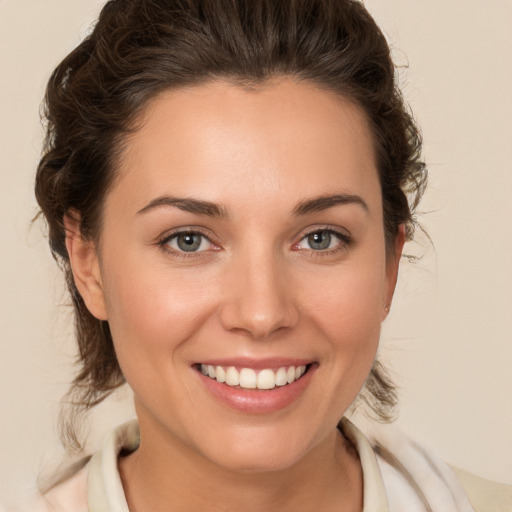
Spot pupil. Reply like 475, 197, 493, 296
177, 233, 201, 252
309, 231, 331, 250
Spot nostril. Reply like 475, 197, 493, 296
218, 271, 299, 339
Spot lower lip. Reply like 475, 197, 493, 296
196, 365, 316, 414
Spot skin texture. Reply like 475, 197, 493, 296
65, 79, 404, 512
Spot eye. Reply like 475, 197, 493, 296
295, 229, 350, 252
162, 231, 214, 253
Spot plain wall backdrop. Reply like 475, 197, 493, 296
1, 0, 511, 506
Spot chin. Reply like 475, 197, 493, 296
192, 423, 320, 474
207, 446, 306, 474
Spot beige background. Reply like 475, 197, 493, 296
1, 0, 511, 506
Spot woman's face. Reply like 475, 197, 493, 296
77, 79, 402, 472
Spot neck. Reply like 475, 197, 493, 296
119, 417, 363, 512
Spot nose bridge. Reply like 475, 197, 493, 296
220, 243, 298, 339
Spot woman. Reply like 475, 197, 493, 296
29, 0, 510, 511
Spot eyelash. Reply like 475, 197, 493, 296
157, 228, 218, 259
157, 227, 352, 258
293, 227, 352, 257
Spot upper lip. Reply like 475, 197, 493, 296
194, 357, 314, 370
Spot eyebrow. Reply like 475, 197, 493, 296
136, 193, 368, 218
292, 194, 369, 216
136, 196, 229, 218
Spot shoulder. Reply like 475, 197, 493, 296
21, 421, 139, 512
450, 466, 512, 512
352, 417, 511, 512
19, 464, 89, 512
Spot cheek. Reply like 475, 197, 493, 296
279, 261, 385, 430
304, 263, 386, 339
301, 260, 386, 388
101, 259, 219, 368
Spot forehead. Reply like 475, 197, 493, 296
112, 78, 380, 214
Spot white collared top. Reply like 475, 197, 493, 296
28, 419, 511, 512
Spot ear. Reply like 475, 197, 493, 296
383, 223, 406, 319
64, 213, 108, 321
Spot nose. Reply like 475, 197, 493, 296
219, 250, 299, 340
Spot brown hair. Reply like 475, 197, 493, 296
35, 0, 426, 451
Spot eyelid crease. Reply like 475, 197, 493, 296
299, 225, 351, 238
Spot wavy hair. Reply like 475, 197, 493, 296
35, 0, 427, 451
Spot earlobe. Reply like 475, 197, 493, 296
64, 213, 108, 321
383, 223, 406, 318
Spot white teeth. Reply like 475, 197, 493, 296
225, 366, 240, 386
257, 369, 276, 390
200, 364, 309, 389
215, 366, 226, 383
275, 367, 288, 386
239, 368, 257, 389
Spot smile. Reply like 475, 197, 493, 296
195, 360, 316, 413
200, 364, 308, 390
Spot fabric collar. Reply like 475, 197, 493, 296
87, 418, 390, 512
